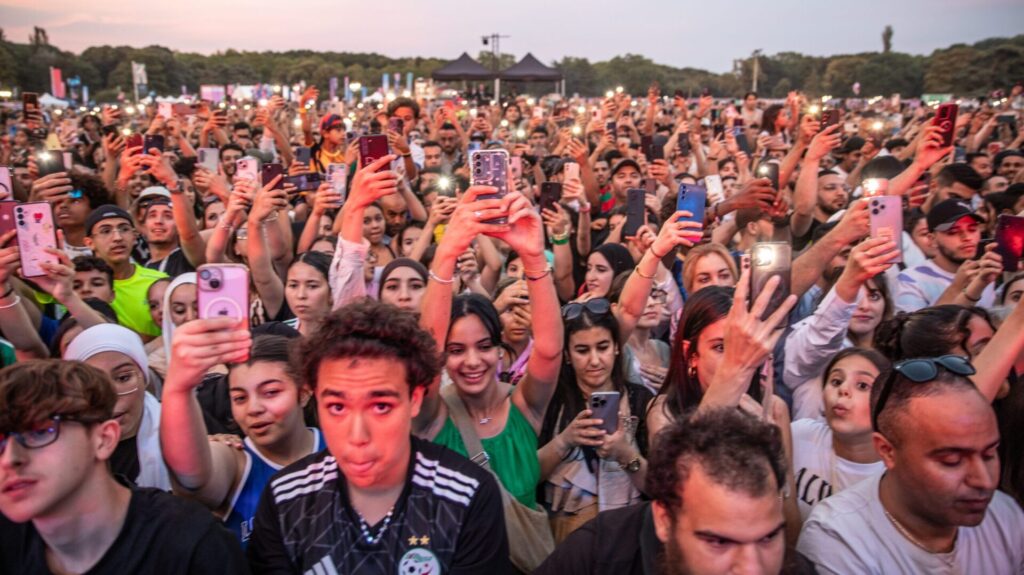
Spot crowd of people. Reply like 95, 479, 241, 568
1, 78, 1024, 574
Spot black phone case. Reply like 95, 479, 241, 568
539, 182, 562, 212
749, 242, 792, 321
623, 188, 646, 238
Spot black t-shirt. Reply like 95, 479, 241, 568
534, 503, 657, 575
143, 247, 195, 278
247, 437, 513, 575
0, 484, 249, 574
791, 217, 822, 252
110, 435, 140, 483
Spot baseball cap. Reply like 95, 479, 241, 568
609, 158, 641, 178
926, 199, 984, 232
85, 205, 133, 236
138, 186, 171, 203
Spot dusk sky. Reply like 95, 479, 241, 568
2, 0, 1022, 72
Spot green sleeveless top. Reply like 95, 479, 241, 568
433, 402, 540, 509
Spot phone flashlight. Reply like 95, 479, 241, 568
753, 245, 775, 267
577, 106, 586, 115
758, 165, 770, 176
807, 104, 821, 116
500, 119, 509, 128
516, 129, 527, 140
438, 176, 451, 190
571, 125, 582, 136
863, 178, 888, 197
605, 91, 614, 99
616, 86, 624, 94
872, 121, 884, 132
121, 128, 132, 136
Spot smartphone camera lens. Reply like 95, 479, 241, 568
210, 278, 221, 290
199, 269, 211, 281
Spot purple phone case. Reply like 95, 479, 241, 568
869, 196, 903, 264
197, 264, 250, 323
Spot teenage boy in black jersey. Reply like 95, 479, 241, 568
0, 360, 247, 574
248, 299, 511, 574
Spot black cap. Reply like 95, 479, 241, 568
609, 158, 641, 178
926, 199, 983, 232
85, 205, 133, 236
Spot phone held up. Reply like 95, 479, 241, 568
469, 149, 511, 224
868, 195, 903, 264
995, 214, 1024, 272
197, 264, 250, 324
359, 135, 390, 172
749, 242, 792, 320
539, 182, 562, 213
14, 202, 59, 278
933, 103, 959, 148
623, 188, 646, 239
675, 184, 706, 242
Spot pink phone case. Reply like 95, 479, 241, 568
869, 196, 903, 264
563, 162, 580, 181
236, 158, 259, 182
14, 202, 59, 278
197, 264, 250, 323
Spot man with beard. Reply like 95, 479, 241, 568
83, 206, 166, 338
894, 199, 996, 312
219, 144, 244, 184
534, 408, 814, 575
799, 356, 1024, 573
791, 124, 843, 250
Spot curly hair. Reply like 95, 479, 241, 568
646, 407, 785, 521
875, 305, 993, 361
291, 299, 441, 393
0, 360, 116, 431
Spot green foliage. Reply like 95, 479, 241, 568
1, 29, 1021, 100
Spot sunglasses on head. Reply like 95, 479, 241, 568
561, 298, 611, 321
871, 355, 975, 431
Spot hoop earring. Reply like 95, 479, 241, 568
688, 366, 698, 380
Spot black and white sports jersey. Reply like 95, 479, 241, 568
247, 436, 513, 575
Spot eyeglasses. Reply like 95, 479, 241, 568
871, 355, 975, 431
562, 298, 611, 320
0, 415, 81, 456
93, 224, 135, 239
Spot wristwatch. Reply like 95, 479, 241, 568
619, 455, 642, 474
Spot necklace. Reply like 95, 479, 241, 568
357, 507, 395, 545
883, 507, 957, 554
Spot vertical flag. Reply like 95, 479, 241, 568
131, 62, 148, 87
343, 76, 351, 103
393, 73, 400, 92
406, 72, 413, 94
49, 67, 65, 99
83, 85, 89, 104
329, 77, 338, 101
382, 73, 390, 92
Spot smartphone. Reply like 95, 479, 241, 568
261, 163, 284, 189
623, 188, 646, 238
0, 202, 16, 240
143, 134, 165, 155
21, 92, 39, 113
933, 103, 959, 148
36, 151, 65, 177
704, 175, 725, 204
388, 118, 404, 133
14, 202, 59, 278
757, 162, 780, 190
235, 157, 259, 182
713, 124, 725, 139
997, 114, 1017, 126
650, 140, 665, 161
125, 134, 144, 155
157, 102, 173, 119
359, 135, 390, 172
640, 135, 654, 161
677, 133, 692, 157
327, 163, 347, 206
590, 391, 621, 434
469, 149, 510, 224
820, 109, 842, 131
734, 130, 752, 155
676, 184, 707, 242
295, 146, 312, 165
995, 214, 1024, 272
539, 182, 562, 212
563, 161, 580, 182
197, 147, 220, 172
868, 196, 903, 264
197, 264, 250, 323
283, 173, 320, 192
749, 242, 792, 321
101, 124, 119, 138
605, 120, 617, 135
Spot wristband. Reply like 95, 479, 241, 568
428, 270, 455, 284
0, 283, 14, 301
401, 152, 412, 158
524, 266, 553, 281
962, 289, 981, 303
634, 265, 656, 279
0, 295, 21, 310
550, 236, 569, 246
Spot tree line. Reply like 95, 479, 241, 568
0, 26, 1021, 101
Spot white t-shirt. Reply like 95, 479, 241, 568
894, 259, 996, 313
790, 419, 885, 521
798, 473, 1024, 575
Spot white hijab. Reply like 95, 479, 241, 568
64, 323, 172, 491
161, 272, 197, 361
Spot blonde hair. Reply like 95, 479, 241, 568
682, 244, 738, 294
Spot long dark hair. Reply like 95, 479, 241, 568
875, 305, 994, 361
289, 251, 331, 282
448, 293, 516, 380
762, 104, 785, 135
821, 348, 891, 389
658, 287, 734, 420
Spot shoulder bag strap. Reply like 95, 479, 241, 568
439, 385, 492, 471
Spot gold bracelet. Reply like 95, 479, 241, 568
634, 265, 656, 279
